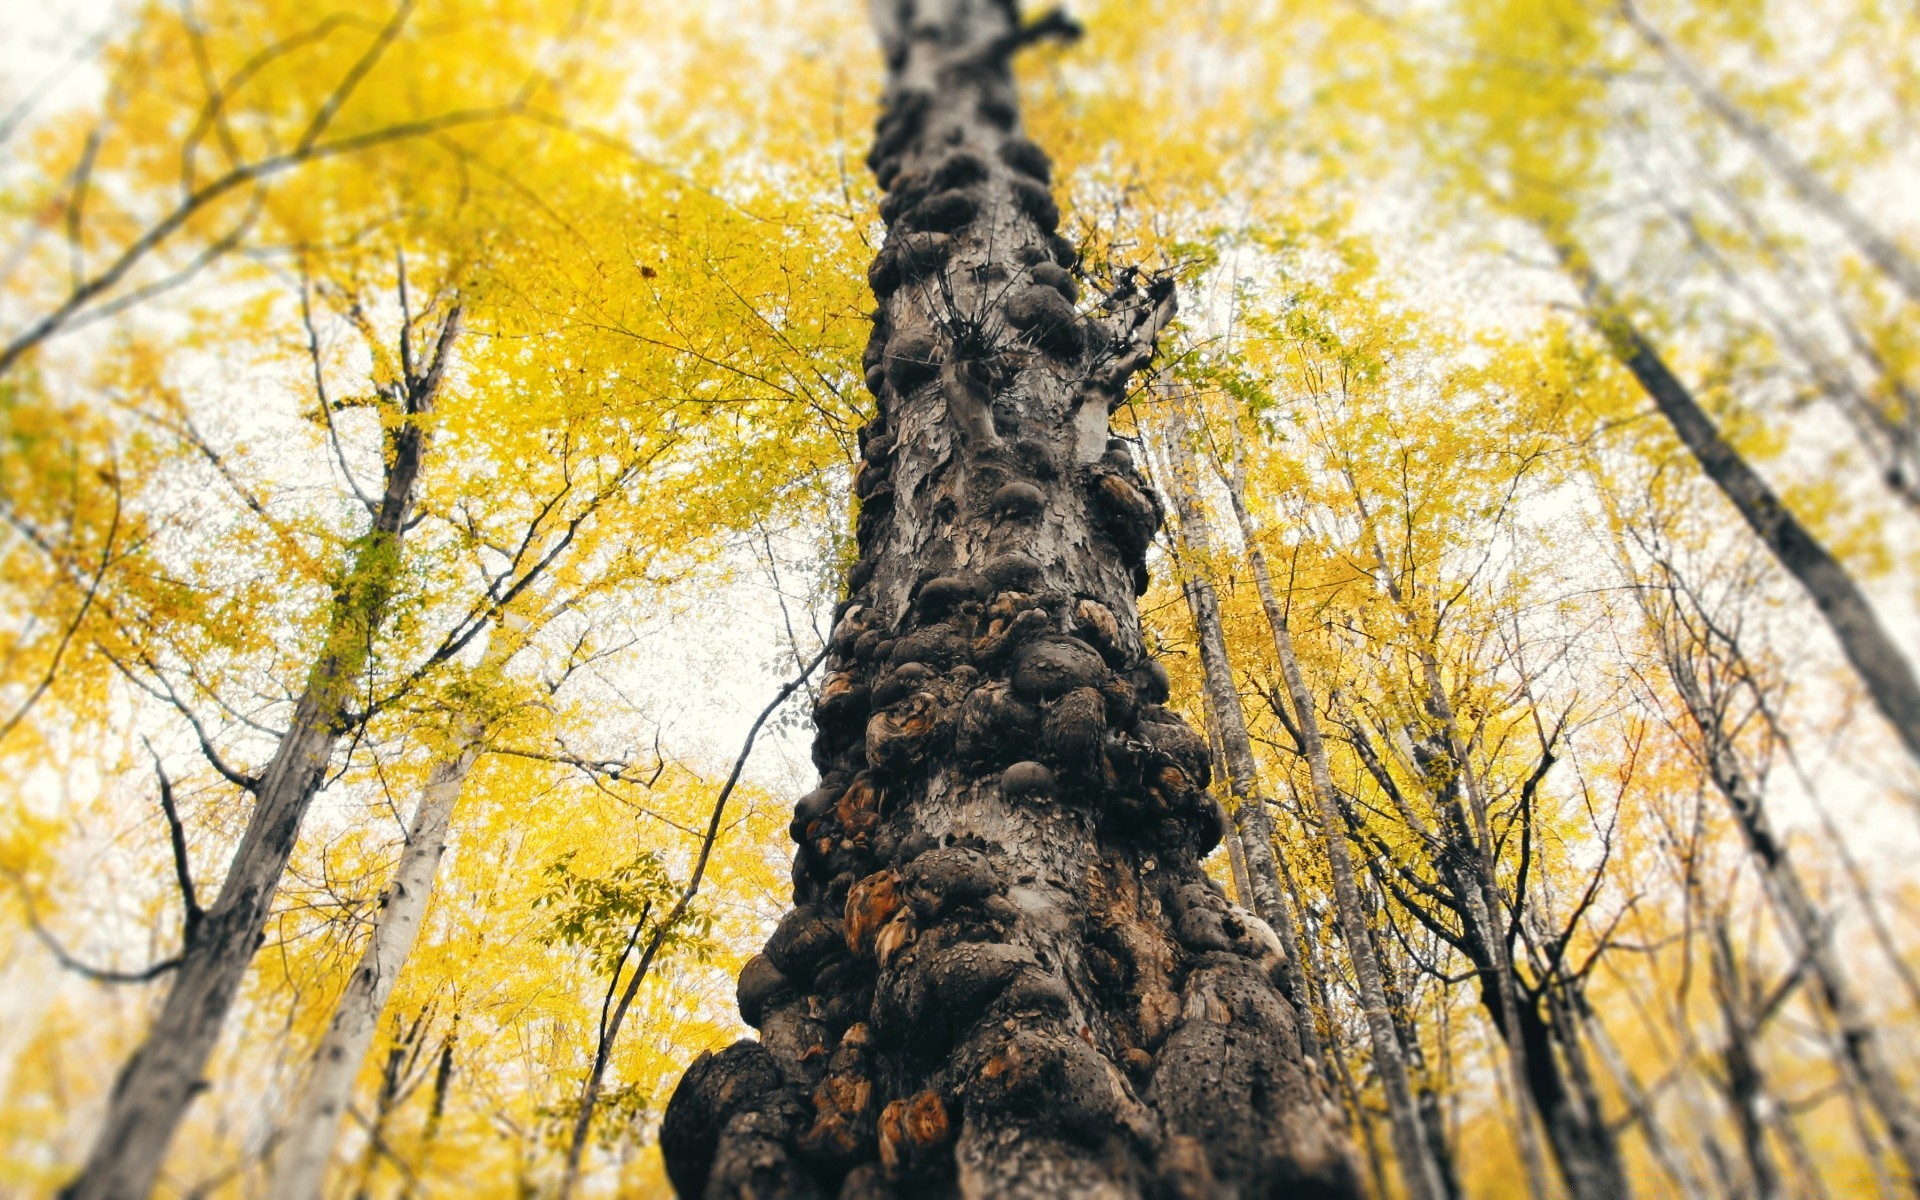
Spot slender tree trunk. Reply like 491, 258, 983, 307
1249, 488, 1450, 1200
275, 598, 541, 1200
64, 311, 461, 1200
657, 5, 1359, 1196
1584, 1007, 1707, 1198
1361, 879, 1463, 1200
1160, 403, 1322, 1061
272, 718, 487, 1200
1554, 233, 1920, 767
558, 905, 655, 1199
1235, 447, 1595, 1197
1708, 922, 1786, 1200
1659, 627, 1920, 1191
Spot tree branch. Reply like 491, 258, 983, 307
143, 736, 203, 945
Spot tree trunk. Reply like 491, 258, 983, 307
275, 596, 540, 1200
656, 4, 1360, 1197
272, 718, 487, 1200
559, 903, 655, 1200
1707, 921, 1786, 1200
1159, 402, 1322, 1063
1243, 487, 1449, 1200
1660, 627, 1920, 1191
1554, 233, 1920, 768
64, 311, 461, 1200
1583, 1007, 1707, 1198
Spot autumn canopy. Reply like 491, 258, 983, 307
0, 0, 1917, 1197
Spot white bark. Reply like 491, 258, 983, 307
271, 731, 483, 1200
1159, 404, 1320, 1057
1160, 402, 1446, 1200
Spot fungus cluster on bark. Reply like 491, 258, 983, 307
659, 3, 1360, 1196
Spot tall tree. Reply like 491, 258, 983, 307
63, 295, 463, 1200
1158, 396, 1444, 1200
1552, 235, 1920, 770
1157, 400, 1321, 1049
1631, 549, 1920, 1188
658, 2, 1359, 1196
272, 613, 523, 1200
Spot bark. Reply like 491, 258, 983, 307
1660, 630, 1920, 1191
1707, 922, 1785, 1200
64, 310, 461, 1200
272, 703, 491, 1200
1554, 233, 1920, 768
657, 4, 1360, 1197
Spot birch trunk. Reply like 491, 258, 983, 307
1244, 492, 1450, 1200
63, 312, 460, 1200
275, 600, 536, 1200
656, 4, 1359, 1195
271, 723, 485, 1200
1160, 406, 1322, 1060
1219, 436, 1529, 1200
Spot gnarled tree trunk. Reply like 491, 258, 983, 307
657, 4, 1360, 1197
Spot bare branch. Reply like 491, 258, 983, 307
0, 462, 120, 747
143, 736, 203, 945
3, 868, 180, 984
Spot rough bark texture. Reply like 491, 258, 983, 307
658, 4, 1359, 1197
65, 312, 461, 1200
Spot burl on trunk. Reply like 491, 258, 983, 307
660, 3, 1359, 1196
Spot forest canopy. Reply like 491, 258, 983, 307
0, 0, 1915, 1196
